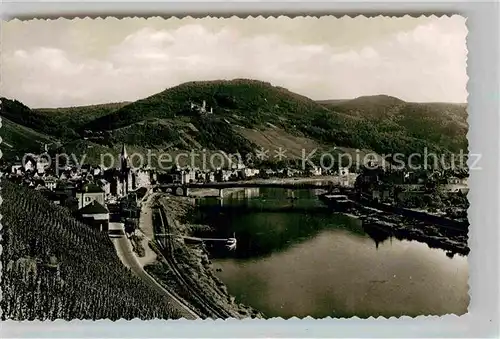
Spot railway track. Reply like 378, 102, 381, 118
154, 205, 233, 319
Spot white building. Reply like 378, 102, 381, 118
338, 167, 350, 186
24, 159, 35, 172
444, 176, 468, 193
36, 158, 49, 173
310, 166, 322, 176
217, 170, 233, 182
43, 176, 57, 190
245, 188, 260, 199
244, 168, 260, 178
93, 167, 103, 176
447, 176, 467, 185
181, 169, 196, 184
232, 162, 246, 170
11, 164, 23, 175
201, 171, 215, 183
135, 169, 151, 188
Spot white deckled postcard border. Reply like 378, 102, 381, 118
0, 1, 498, 338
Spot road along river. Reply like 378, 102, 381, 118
109, 221, 198, 319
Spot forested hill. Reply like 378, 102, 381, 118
0, 115, 57, 159
0, 98, 129, 141
0, 98, 76, 140
316, 95, 468, 154
84, 79, 330, 131
0, 180, 182, 320
1, 80, 468, 163
34, 102, 131, 132
83, 80, 468, 156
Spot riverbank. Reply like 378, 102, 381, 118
144, 194, 264, 319
143, 185, 468, 318
337, 200, 469, 256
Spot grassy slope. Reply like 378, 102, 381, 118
0, 180, 183, 320
0, 98, 129, 161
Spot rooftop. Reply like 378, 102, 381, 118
77, 200, 109, 215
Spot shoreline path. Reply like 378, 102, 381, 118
109, 193, 199, 320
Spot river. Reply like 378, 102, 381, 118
192, 187, 469, 318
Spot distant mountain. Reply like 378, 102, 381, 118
0, 97, 69, 139
1, 81, 468, 166
319, 95, 406, 118
0, 98, 129, 141
317, 95, 468, 154
0, 98, 131, 161
0, 115, 57, 159
34, 102, 130, 133
0, 180, 183, 320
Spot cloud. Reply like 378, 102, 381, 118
1, 17, 467, 108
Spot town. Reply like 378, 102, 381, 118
0, 142, 469, 236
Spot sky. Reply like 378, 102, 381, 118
1, 16, 468, 108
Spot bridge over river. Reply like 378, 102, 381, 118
155, 179, 351, 197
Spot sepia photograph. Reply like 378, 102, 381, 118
0, 15, 469, 320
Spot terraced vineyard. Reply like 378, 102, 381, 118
0, 180, 183, 320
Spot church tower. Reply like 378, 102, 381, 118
119, 144, 130, 196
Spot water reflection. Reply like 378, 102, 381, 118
361, 223, 391, 249
192, 188, 469, 318
193, 189, 364, 259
